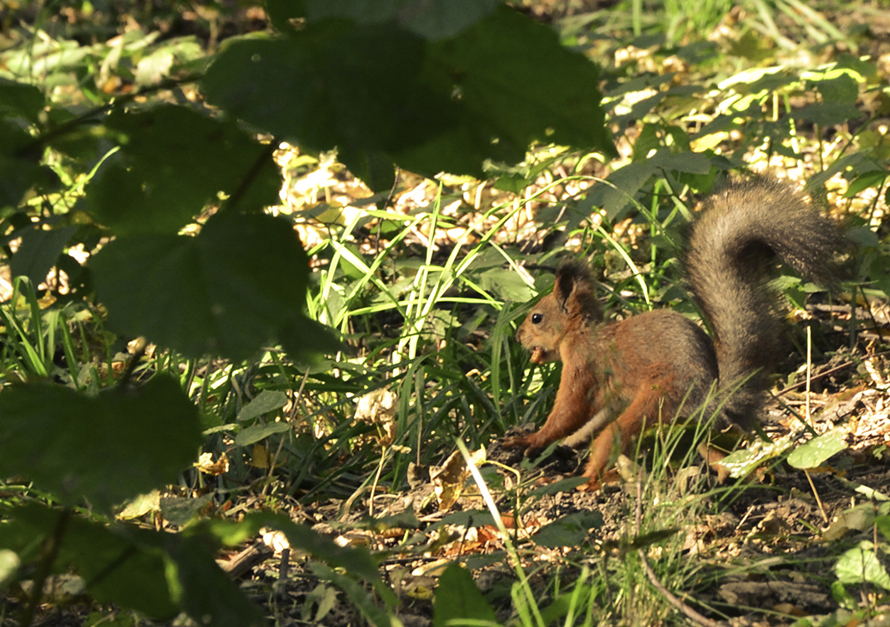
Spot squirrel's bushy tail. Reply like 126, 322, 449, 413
686, 178, 845, 427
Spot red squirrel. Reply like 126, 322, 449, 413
504, 178, 845, 486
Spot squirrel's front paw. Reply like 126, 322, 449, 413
501, 434, 532, 450
501, 435, 546, 460
501, 425, 536, 450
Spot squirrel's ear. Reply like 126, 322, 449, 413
553, 261, 601, 318
554, 269, 573, 300
554, 261, 584, 311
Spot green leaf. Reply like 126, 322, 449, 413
1, 504, 177, 619
134, 37, 203, 87
475, 267, 535, 302
265, 0, 307, 32
584, 161, 658, 220
3, 504, 263, 625
160, 494, 215, 527
526, 476, 590, 497
433, 564, 497, 627
0, 377, 201, 513
87, 105, 280, 235
0, 549, 20, 586
424, 7, 614, 161
539, 585, 593, 627
201, 512, 397, 621
835, 541, 890, 590
1, 36, 90, 77
718, 433, 797, 479
235, 422, 290, 447
310, 562, 394, 627
90, 212, 309, 360
168, 543, 264, 626
0, 77, 45, 123
845, 170, 887, 197
786, 427, 848, 469
719, 65, 795, 94
202, 23, 440, 186
238, 389, 289, 421
280, 314, 344, 364
117, 490, 161, 520
2, 506, 263, 626
823, 504, 875, 542
793, 102, 863, 127
0, 120, 44, 209
814, 73, 859, 103
203, 10, 613, 188
534, 512, 603, 548
135, 520, 265, 626
304, 0, 500, 39
876, 516, 890, 543
10, 226, 77, 286
649, 149, 713, 174
830, 581, 857, 611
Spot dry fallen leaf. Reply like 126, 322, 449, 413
430, 447, 486, 511
194, 452, 229, 475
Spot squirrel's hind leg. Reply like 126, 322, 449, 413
580, 379, 673, 487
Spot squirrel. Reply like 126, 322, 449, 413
504, 177, 846, 486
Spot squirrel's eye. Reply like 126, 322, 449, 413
531, 313, 543, 324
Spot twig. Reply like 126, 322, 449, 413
804, 469, 829, 523
278, 548, 290, 582
338, 484, 370, 522
263, 369, 310, 497
802, 326, 829, 523
21, 509, 70, 627
220, 142, 277, 213
806, 326, 812, 425
117, 337, 147, 388
218, 542, 274, 578
21, 74, 201, 157
369, 445, 388, 518
780, 349, 890, 395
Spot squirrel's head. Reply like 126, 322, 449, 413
516, 261, 601, 364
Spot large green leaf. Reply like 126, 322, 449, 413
0, 77, 44, 123
423, 7, 614, 160
303, 0, 500, 39
0, 504, 264, 626
280, 314, 344, 364
10, 225, 77, 285
0, 505, 177, 619
0, 376, 201, 513
90, 212, 310, 360
0, 120, 45, 209
202, 8, 613, 189
202, 22, 462, 188
145, 529, 265, 627
193, 514, 396, 622
87, 105, 280, 235
835, 540, 890, 590
533, 511, 604, 548
787, 427, 848, 469
235, 422, 290, 447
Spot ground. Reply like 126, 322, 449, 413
215, 344, 890, 627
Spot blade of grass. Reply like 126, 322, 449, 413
457, 439, 545, 627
